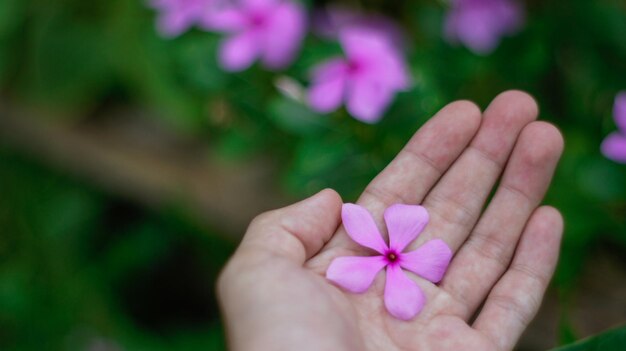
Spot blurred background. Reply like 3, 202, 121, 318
1, 0, 625, 350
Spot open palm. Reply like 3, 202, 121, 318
218, 91, 564, 351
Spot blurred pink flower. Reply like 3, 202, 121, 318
326, 204, 452, 320
444, 0, 524, 55
307, 26, 410, 123
149, 0, 216, 38
601, 92, 626, 163
210, 0, 306, 72
312, 6, 405, 49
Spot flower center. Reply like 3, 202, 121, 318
346, 59, 363, 75
249, 13, 266, 28
386, 252, 398, 263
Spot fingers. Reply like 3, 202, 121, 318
440, 122, 563, 318
359, 100, 481, 212
412, 90, 538, 251
238, 189, 343, 264
473, 206, 563, 351
316, 100, 481, 258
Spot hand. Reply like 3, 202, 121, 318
217, 91, 564, 351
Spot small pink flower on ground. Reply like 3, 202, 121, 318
444, 0, 524, 55
601, 92, 626, 163
148, 0, 217, 38
307, 26, 411, 123
210, 0, 307, 72
326, 203, 452, 320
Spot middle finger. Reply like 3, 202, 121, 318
409, 90, 538, 252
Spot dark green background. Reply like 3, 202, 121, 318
1, 0, 625, 350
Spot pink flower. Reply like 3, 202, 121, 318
307, 26, 411, 123
326, 203, 452, 320
312, 6, 405, 49
444, 0, 524, 55
210, 0, 307, 72
148, 0, 216, 38
601, 92, 626, 163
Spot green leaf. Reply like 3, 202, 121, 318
214, 128, 262, 159
268, 97, 328, 135
0, 0, 24, 37
107, 0, 204, 134
551, 325, 626, 351
577, 158, 626, 201
19, 13, 112, 114
0, 0, 24, 84
173, 34, 227, 94
285, 135, 374, 198
0, 37, 8, 85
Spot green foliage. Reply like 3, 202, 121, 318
0, 0, 24, 84
0, 148, 231, 350
551, 325, 626, 351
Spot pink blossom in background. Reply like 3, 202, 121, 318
326, 204, 452, 320
149, 0, 216, 38
601, 92, 626, 163
210, 0, 306, 72
307, 26, 411, 123
312, 6, 405, 50
444, 0, 524, 55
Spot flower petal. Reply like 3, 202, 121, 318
494, 0, 525, 35
310, 57, 348, 83
614, 92, 626, 133
454, 11, 501, 55
339, 26, 389, 62
377, 51, 411, 91
203, 8, 246, 32
339, 27, 409, 91
308, 77, 346, 113
346, 79, 394, 123
218, 31, 259, 71
400, 239, 452, 283
156, 11, 193, 38
326, 256, 387, 293
601, 132, 626, 164
384, 264, 424, 320
242, 0, 278, 11
308, 59, 348, 113
444, 0, 524, 55
260, 2, 306, 69
311, 6, 360, 39
342, 203, 388, 253
384, 204, 429, 252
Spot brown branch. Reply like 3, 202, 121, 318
0, 103, 290, 239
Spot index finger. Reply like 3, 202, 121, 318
310, 100, 482, 262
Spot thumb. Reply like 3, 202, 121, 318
238, 188, 343, 264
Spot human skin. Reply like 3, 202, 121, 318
217, 91, 564, 351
